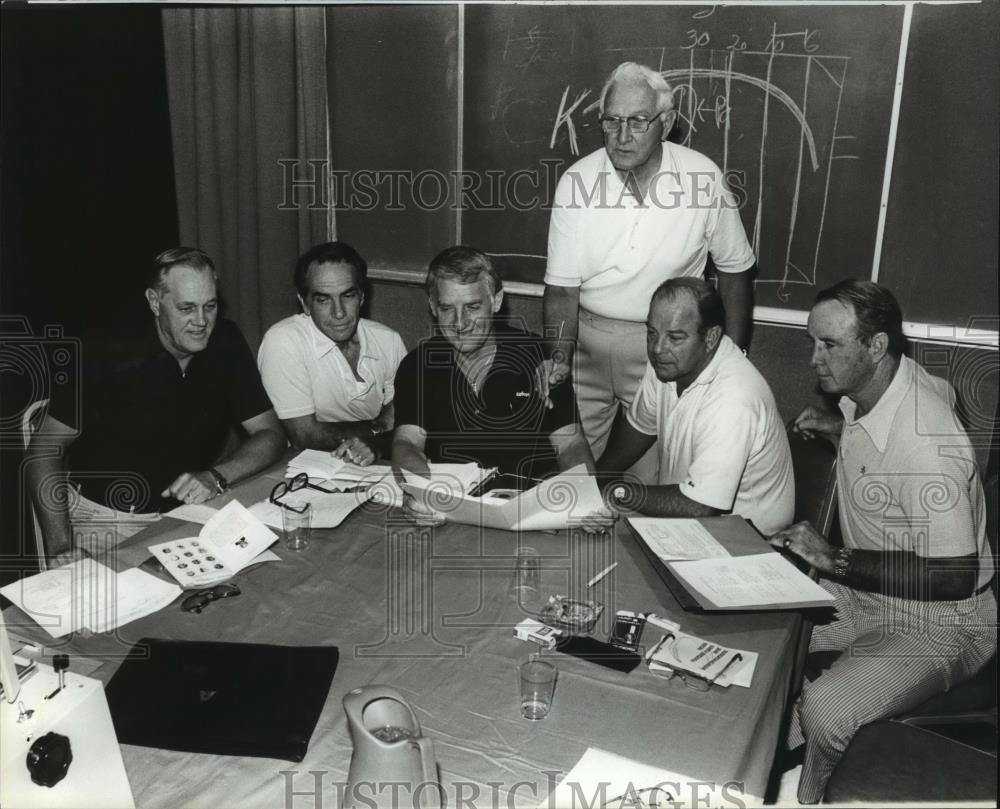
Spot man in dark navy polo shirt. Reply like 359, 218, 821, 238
392, 246, 596, 522
25, 247, 286, 566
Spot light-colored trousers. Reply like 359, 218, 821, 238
575, 309, 659, 484
788, 579, 997, 803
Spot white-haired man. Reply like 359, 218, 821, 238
542, 61, 757, 482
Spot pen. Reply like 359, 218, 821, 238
587, 562, 618, 587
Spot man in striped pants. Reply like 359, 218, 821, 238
771, 280, 996, 803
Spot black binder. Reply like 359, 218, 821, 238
105, 638, 339, 761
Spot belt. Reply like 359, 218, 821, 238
579, 307, 646, 332
974, 579, 993, 597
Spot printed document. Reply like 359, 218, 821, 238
401, 464, 605, 531
541, 747, 762, 808
1, 559, 181, 639
148, 500, 277, 588
628, 518, 731, 560
668, 552, 835, 610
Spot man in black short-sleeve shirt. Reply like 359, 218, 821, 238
394, 320, 578, 479
392, 247, 596, 521
26, 248, 286, 566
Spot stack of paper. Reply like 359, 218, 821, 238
147, 500, 277, 588
0, 559, 182, 639
285, 450, 392, 487
401, 464, 605, 531
541, 747, 762, 808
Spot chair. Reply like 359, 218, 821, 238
894, 470, 998, 734
21, 398, 50, 572
785, 428, 839, 698
822, 721, 998, 803
787, 428, 839, 539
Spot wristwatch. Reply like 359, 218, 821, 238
833, 547, 853, 580
207, 467, 229, 495
611, 483, 631, 507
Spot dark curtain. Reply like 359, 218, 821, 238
162, 6, 331, 347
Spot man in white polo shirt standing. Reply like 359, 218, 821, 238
595, 278, 793, 536
258, 241, 406, 464
542, 61, 757, 483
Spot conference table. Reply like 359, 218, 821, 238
3, 463, 803, 808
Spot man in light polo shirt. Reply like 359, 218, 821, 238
771, 280, 995, 803
258, 241, 406, 463
595, 277, 793, 535
542, 61, 757, 483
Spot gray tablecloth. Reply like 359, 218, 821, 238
3, 467, 801, 808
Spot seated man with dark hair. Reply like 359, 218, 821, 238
596, 277, 794, 535
26, 247, 286, 566
392, 246, 597, 520
771, 279, 996, 803
258, 241, 406, 464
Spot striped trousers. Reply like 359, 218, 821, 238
788, 579, 997, 803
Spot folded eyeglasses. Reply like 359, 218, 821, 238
181, 583, 241, 614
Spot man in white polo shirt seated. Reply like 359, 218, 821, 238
258, 241, 406, 464
595, 277, 793, 535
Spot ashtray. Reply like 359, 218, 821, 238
538, 595, 604, 634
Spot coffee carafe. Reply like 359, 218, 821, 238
343, 685, 440, 809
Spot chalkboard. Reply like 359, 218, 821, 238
462, 4, 902, 313
878, 1, 999, 328
329, 4, 997, 328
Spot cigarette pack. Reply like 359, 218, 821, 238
513, 619, 564, 649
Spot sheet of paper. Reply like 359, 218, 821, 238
286, 450, 393, 484
668, 552, 835, 609
540, 747, 762, 808
249, 489, 370, 529
402, 464, 606, 531
1, 560, 183, 638
512, 467, 606, 531
198, 500, 277, 569
165, 503, 220, 525
628, 518, 731, 560
382, 463, 492, 508
86, 568, 182, 634
0, 559, 103, 638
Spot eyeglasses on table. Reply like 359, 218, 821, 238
181, 583, 241, 614
269, 472, 337, 513
647, 634, 743, 692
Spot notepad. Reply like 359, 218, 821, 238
0, 559, 182, 639
667, 552, 836, 610
148, 500, 277, 588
